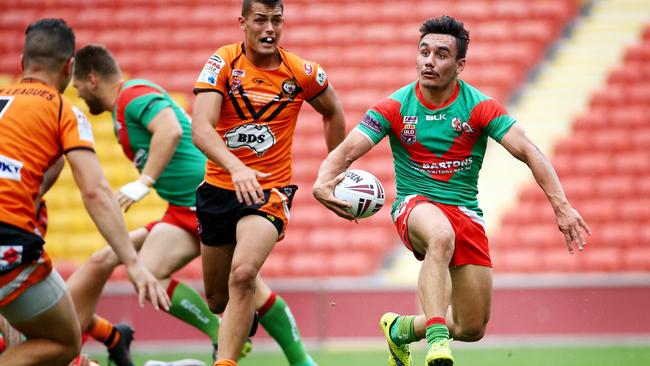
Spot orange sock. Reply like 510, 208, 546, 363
88, 316, 121, 349
214, 360, 237, 366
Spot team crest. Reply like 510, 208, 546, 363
281, 79, 299, 99
230, 78, 242, 95
400, 123, 417, 144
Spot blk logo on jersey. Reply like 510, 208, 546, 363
451, 117, 474, 134
225, 123, 276, 156
426, 114, 446, 121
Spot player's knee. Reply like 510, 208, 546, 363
89, 247, 119, 270
426, 229, 455, 259
229, 264, 258, 291
455, 323, 486, 342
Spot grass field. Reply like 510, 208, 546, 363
89, 344, 650, 366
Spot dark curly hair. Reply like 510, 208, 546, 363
419, 15, 470, 59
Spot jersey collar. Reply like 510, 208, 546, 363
415, 81, 460, 110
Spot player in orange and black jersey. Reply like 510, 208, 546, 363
192, 1, 346, 365
0, 18, 168, 366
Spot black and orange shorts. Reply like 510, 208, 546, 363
196, 182, 297, 246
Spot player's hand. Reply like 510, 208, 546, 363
230, 164, 270, 205
117, 178, 151, 212
312, 174, 355, 220
125, 260, 170, 311
556, 203, 591, 254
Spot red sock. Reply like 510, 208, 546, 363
257, 292, 277, 318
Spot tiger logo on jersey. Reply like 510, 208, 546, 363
225, 123, 276, 156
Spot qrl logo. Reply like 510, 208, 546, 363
225, 124, 276, 156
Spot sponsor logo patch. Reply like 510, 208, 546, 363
232, 69, 246, 77
225, 123, 276, 156
360, 114, 383, 134
303, 62, 313, 75
316, 67, 327, 86
197, 54, 226, 86
0, 245, 22, 271
0, 154, 23, 181
403, 116, 418, 124
451, 117, 474, 134
72, 106, 94, 143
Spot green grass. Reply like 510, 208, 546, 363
89, 344, 650, 366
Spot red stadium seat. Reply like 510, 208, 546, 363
581, 248, 621, 272
623, 248, 650, 271
329, 251, 376, 276
542, 248, 582, 272
492, 248, 541, 273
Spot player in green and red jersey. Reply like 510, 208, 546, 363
313, 16, 591, 366
71, 44, 315, 366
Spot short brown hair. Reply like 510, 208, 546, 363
74, 44, 120, 79
241, 0, 283, 17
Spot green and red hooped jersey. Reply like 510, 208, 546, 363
355, 80, 516, 217
112, 79, 206, 207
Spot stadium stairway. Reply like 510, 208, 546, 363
0, 0, 579, 279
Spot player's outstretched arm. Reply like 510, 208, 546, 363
66, 149, 170, 311
308, 85, 346, 152
313, 129, 374, 219
191, 92, 268, 205
499, 124, 592, 253
117, 107, 182, 212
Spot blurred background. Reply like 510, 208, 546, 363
1, 0, 649, 364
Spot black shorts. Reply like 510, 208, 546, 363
196, 182, 297, 247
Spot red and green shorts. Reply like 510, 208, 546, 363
392, 195, 491, 267
145, 204, 199, 237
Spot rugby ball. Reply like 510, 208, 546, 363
333, 169, 385, 219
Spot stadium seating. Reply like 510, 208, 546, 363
0, 0, 579, 278
491, 23, 650, 273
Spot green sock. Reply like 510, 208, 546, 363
259, 293, 311, 366
425, 321, 449, 347
389, 315, 418, 345
167, 280, 221, 344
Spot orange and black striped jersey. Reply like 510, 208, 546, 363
0, 78, 95, 235
194, 42, 328, 190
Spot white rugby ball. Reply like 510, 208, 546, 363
334, 169, 385, 219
